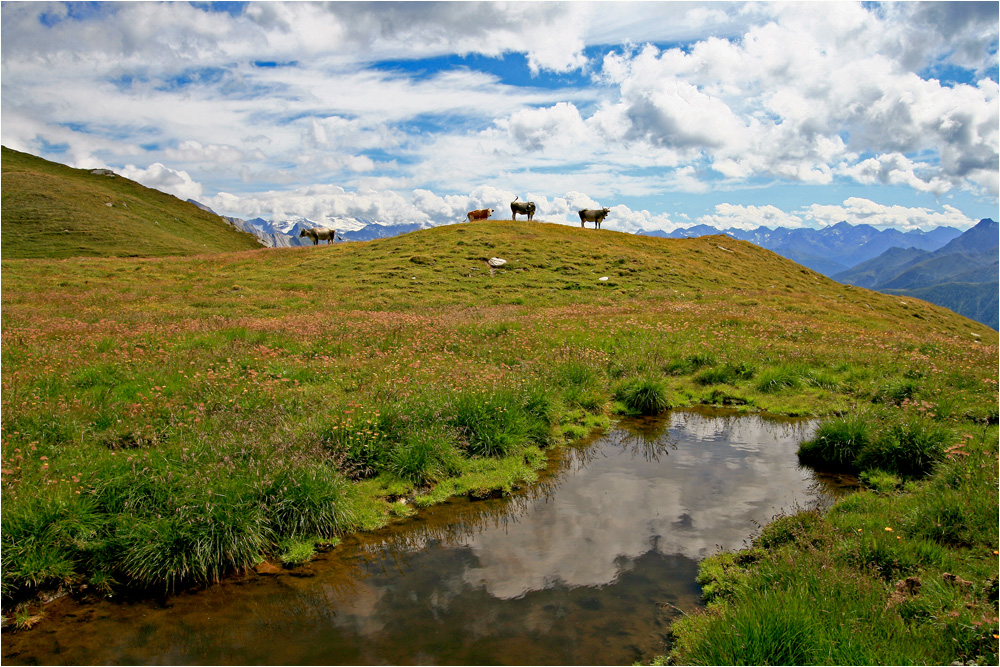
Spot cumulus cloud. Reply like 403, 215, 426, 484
120, 163, 203, 201
801, 198, 976, 231
208, 183, 493, 228
693, 198, 979, 232
586, 3, 999, 195
698, 204, 806, 231
836, 153, 952, 195
1, 1, 996, 229
502, 103, 590, 152
241, 1, 592, 72
602, 205, 677, 233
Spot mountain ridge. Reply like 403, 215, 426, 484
638, 222, 964, 276
834, 218, 998, 329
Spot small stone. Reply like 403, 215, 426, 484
488, 257, 507, 268
254, 561, 283, 575
599, 276, 609, 281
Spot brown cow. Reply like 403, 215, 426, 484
466, 208, 495, 222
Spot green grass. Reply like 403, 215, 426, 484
613, 375, 670, 415
671, 424, 999, 666
798, 410, 950, 478
1, 147, 261, 258
1, 208, 997, 663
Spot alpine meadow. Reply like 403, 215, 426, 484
1, 149, 998, 664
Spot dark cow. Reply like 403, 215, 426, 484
579, 207, 611, 229
299, 227, 340, 245
510, 196, 536, 221
466, 208, 494, 222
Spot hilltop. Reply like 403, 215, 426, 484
1, 147, 261, 259
208, 208, 964, 270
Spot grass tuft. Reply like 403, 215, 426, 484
797, 412, 872, 471
613, 376, 670, 415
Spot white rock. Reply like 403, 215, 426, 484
488, 257, 507, 267
599, 276, 609, 281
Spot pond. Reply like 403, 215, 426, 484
2, 409, 853, 665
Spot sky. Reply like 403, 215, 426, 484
2, 1, 998, 233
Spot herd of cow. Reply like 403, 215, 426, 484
297, 196, 612, 246
467, 197, 612, 229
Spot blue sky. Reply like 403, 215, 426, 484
2, 1, 997, 232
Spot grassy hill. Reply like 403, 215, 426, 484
2, 221, 997, 663
1, 147, 261, 258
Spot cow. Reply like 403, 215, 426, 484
510, 196, 536, 221
579, 207, 611, 229
466, 208, 494, 222
299, 228, 340, 245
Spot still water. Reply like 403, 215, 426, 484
3, 410, 851, 665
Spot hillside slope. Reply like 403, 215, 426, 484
3, 221, 997, 665
1, 147, 262, 258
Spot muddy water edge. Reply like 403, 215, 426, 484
1, 408, 855, 665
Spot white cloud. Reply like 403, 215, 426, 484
120, 163, 203, 201
585, 3, 999, 196
801, 198, 976, 231
603, 205, 677, 233
502, 102, 590, 152
1, 1, 996, 228
165, 140, 245, 166
836, 153, 952, 195
695, 198, 979, 232
698, 203, 806, 231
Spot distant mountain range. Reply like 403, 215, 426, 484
638, 221, 963, 277
834, 218, 998, 330
188, 202, 432, 247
